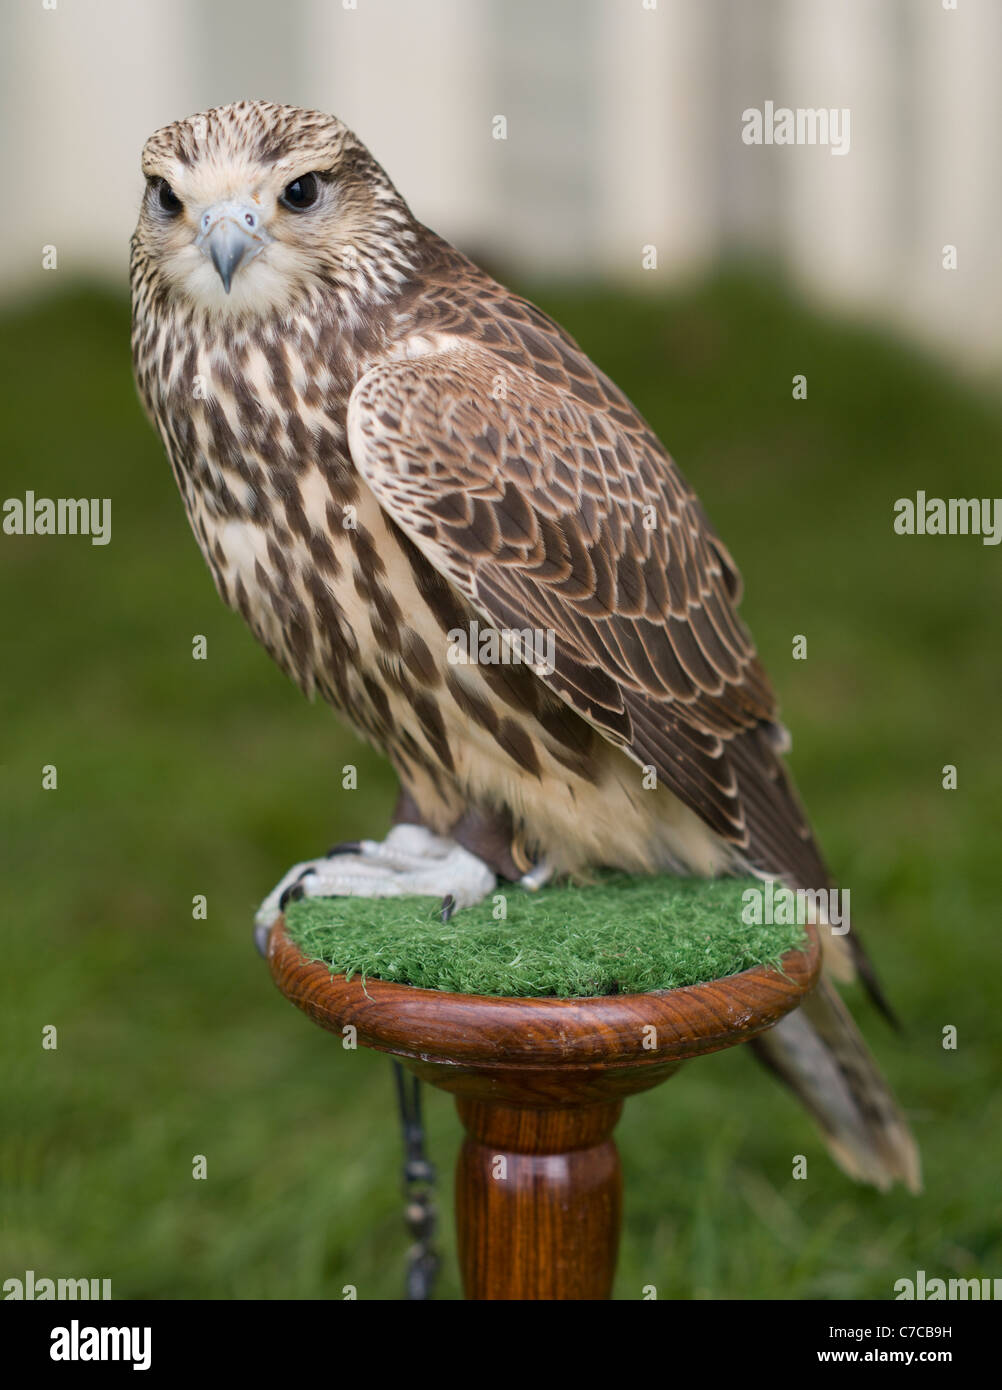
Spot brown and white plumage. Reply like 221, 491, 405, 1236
131, 101, 919, 1192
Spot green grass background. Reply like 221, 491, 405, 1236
2, 274, 1000, 1299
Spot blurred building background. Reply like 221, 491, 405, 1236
1, 0, 999, 368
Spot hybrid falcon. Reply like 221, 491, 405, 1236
131, 101, 919, 1193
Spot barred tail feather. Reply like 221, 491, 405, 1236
751, 977, 922, 1193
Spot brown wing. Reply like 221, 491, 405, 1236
347, 339, 828, 889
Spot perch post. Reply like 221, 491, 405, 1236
266, 918, 819, 1300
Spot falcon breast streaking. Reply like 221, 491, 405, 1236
131, 100, 919, 1193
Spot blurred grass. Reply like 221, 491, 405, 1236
2, 272, 1000, 1299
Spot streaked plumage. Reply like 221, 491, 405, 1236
131, 101, 919, 1192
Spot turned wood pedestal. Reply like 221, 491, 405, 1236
266, 919, 820, 1300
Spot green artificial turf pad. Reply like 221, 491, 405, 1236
283, 874, 808, 997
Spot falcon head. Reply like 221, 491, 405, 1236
133, 100, 418, 319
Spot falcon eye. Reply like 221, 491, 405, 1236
280, 173, 320, 211
151, 178, 182, 215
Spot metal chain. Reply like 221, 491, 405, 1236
391, 1061, 440, 1300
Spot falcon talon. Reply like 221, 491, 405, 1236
278, 879, 307, 912
440, 894, 456, 924
252, 827, 496, 932
519, 859, 554, 892
253, 918, 271, 960
325, 840, 363, 858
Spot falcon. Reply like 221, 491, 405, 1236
131, 101, 920, 1192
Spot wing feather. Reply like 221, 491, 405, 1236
346, 340, 826, 886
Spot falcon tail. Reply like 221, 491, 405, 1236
751, 977, 922, 1193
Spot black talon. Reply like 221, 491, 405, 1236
253, 919, 271, 959
279, 871, 310, 911
325, 840, 363, 857
440, 894, 456, 924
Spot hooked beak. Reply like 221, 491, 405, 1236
196, 202, 269, 293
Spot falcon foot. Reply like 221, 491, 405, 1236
253, 823, 497, 956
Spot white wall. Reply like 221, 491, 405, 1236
1, 0, 998, 367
